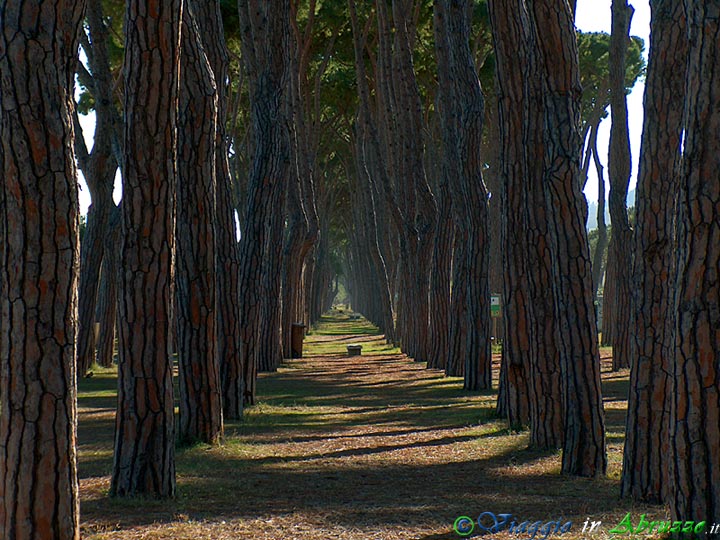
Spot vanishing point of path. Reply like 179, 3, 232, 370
79, 311, 665, 540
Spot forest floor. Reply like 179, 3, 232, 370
78, 310, 667, 540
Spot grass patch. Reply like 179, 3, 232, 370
78, 312, 667, 540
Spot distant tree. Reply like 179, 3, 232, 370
0, 0, 86, 537
111, 0, 182, 498
669, 0, 720, 522
74, 0, 122, 377
607, 0, 634, 370
237, 0, 292, 404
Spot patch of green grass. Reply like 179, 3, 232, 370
78, 312, 667, 540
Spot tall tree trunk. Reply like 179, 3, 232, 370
348, 0, 402, 344
74, 0, 121, 377
194, 0, 244, 421
95, 211, 120, 368
258, 186, 286, 372
377, 0, 437, 363
530, 0, 607, 476
0, 0, 85, 537
489, 0, 532, 428
621, 0, 686, 503
669, 0, 720, 523
112, 0, 182, 498
428, 178, 453, 371
237, 0, 291, 405
446, 229, 469, 377
607, 0, 634, 371
601, 260, 615, 345
175, 1, 223, 446
489, 0, 562, 443
590, 121, 608, 302
450, 0, 492, 391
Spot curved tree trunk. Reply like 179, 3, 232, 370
112, 0, 182, 498
0, 1, 85, 537
669, 0, 720, 522
175, 1, 223, 446
621, 0, 686, 503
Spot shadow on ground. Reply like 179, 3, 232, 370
78, 311, 667, 540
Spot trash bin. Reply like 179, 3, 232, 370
291, 323, 306, 358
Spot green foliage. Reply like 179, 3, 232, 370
76, 1, 125, 116
577, 31, 646, 126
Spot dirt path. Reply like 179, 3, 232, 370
79, 313, 664, 540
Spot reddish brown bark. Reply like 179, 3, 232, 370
175, 1, 223, 446
0, 0, 85, 537
669, 0, 720, 522
531, 0, 606, 475
112, 0, 182, 498
621, 0, 686, 503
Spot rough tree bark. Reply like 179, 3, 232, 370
175, 1, 223, 446
589, 120, 608, 302
489, 0, 562, 443
669, 0, 720, 522
111, 0, 182, 498
450, 0, 492, 391
258, 185, 286, 373
530, 0, 607, 475
0, 0, 85, 538
193, 0, 245, 420
621, 0, 686, 503
237, 0, 291, 405
489, 0, 532, 427
607, 0, 634, 371
95, 208, 121, 368
428, 177, 453, 371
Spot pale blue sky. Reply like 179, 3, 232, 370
576, 0, 651, 203
77, 1, 651, 215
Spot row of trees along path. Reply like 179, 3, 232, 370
1, 0, 719, 538
75, 309, 670, 539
